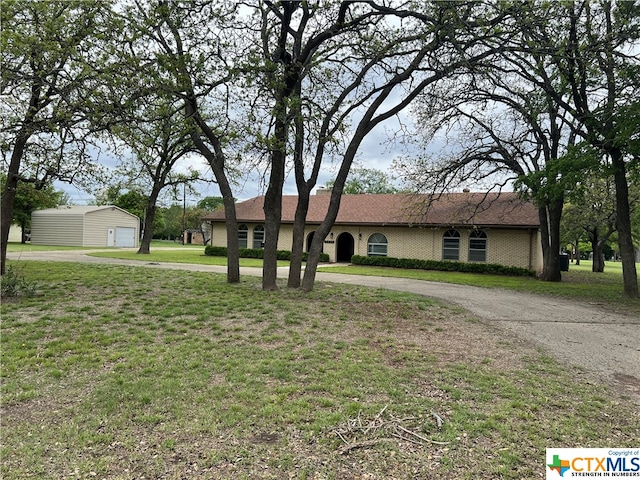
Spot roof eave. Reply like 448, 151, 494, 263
207, 219, 540, 229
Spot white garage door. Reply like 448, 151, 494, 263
115, 227, 136, 247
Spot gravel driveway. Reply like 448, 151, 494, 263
8, 249, 640, 403
316, 272, 640, 403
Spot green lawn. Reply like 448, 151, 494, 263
88, 244, 640, 315
317, 260, 640, 315
2, 261, 638, 479
6, 242, 288, 268
88, 249, 290, 268
8, 241, 639, 313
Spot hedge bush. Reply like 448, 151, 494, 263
204, 245, 227, 257
351, 255, 535, 277
204, 245, 329, 263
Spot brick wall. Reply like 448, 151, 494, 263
209, 222, 542, 271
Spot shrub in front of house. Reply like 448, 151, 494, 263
204, 246, 228, 257
204, 245, 329, 262
351, 255, 535, 277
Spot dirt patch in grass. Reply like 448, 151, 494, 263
2, 263, 639, 479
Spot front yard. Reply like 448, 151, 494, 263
1, 261, 638, 479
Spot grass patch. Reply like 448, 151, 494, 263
87, 249, 290, 267
2, 261, 638, 479
318, 261, 640, 315
17, 242, 636, 313
5, 242, 283, 267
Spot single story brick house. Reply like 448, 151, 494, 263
203, 189, 543, 271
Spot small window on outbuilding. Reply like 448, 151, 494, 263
253, 225, 265, 249
442, 229, 460, 260
468, 230, 487, 262
367, 233, 388, 257
238, 224, 248, 249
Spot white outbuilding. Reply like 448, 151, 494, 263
31, 205, 140, 248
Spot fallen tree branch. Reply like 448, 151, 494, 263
330, 405, 450, 454
395, 424, 450, 445
338, 438, 394, 455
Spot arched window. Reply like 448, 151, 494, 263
468, 230, 487, 262
367, 233, 388, 257
442, 229, 460, 260
238, 224, 248, 248
253, 225, 265, 249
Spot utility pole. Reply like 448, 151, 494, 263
182, 183, 186, 245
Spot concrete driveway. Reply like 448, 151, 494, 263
7, 249, 640, 402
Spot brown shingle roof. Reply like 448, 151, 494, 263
202, 192, 539, 228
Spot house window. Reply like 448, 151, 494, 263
238, 224, 248, 248
367, 233, 388, 256
253, 225, 265, 249
469, 230, 487, 262
443, 229, 460, 260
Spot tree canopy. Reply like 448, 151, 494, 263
3, 0, 638, 296
326, 167, 398, 194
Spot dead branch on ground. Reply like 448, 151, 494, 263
331, 405, 449, 455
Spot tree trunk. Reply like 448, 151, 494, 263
1, 44, 45, 275
262, 189, 283, 291
1, 175, 18, 275
600, 5, 638, 297
216, 168, 240, 284
301, 146, 359, 292
262, 79, 288, 291
137, 207, 155, 254
301, 225, 329, 292
261, 5, 301, 291
592, 241, 605, 273
537, 201, 563, 282
262, 115, 287, 291
300, 74, 401, 291
610, 150, 638, 297
18, 220, 26, 244
1, 85, 40, 274
137, 187, 162, 254
287, 82, 311, 290
1, 133, 30, 275
287, 189, 310, 288
186, 100, 240, 284
197, 165, 239, 283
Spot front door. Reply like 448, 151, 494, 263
107, 228, 115, 247
336, 232, 354, 262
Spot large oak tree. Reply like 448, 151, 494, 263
121, 0, 246, 283
503, 0, 639, 296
